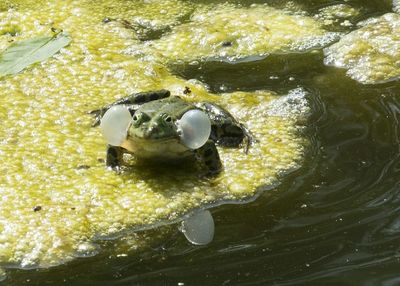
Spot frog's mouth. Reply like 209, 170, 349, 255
120, 135, 189, 159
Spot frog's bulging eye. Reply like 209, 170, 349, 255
100, 105, 131, 146
132, 112, 150, 125
161, 114, 173, 124
177, 109, 211, 149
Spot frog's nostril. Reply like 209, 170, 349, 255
144, 125, 159, 137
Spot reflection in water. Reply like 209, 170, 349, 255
180, 210, 215, 245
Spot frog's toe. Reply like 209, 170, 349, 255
88, 108, 105, 127
108, 165, 122, 174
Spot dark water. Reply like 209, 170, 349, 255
4, 0, 400, 285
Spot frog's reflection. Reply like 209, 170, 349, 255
179, 210, 215, 245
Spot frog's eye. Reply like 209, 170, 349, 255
160, 113, 173, 124
100, 105, 131, 146
132, 112, 149, 126
177, 109, 211, 149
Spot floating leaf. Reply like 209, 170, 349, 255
0, 32, 71, 77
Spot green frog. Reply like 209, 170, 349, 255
91, 89, 252, 175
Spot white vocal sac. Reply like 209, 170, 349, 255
100, 105, 132, 146
177, 109, 211, 149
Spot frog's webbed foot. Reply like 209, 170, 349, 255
195, 140, 222, 176
89, 89, 171, 127
89, 108, 107, 127
106, 145, 125, 171
239, 123, 256, 154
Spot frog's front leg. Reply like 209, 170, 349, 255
90, 89, 171, 126
195, 140, 222, 175
106, 145, 125, 170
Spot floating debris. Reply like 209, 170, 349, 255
0, 32, 71, 77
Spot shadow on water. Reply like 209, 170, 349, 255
169, 52, 326, 93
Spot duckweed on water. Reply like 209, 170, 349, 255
138, 3, 340, 63
314, 4, 360, 30
0, 0, 312, 269
394, 0, 400, 13
324, 13, 400, 84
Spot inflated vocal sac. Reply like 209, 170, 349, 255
177, 109, 211, 149
100, 105, 131, 146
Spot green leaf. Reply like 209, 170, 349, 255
0, 32, 71, 77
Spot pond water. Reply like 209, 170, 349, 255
1, 0, 400, 285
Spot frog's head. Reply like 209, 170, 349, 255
127, 101, 212, 150
100, 101, 211, 153
128, 111, 178, 141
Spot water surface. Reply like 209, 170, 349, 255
2, 0, 400, 285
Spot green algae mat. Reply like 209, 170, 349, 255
0, 0, 373, 273
140, 3, 340, 62
324, 13, 400, 84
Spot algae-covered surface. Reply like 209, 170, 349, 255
314, 4, 360, 30
324, 13, 400, 84
394, 0, 400, 13
138, 3, 340, 63
0, 0, 313, 270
